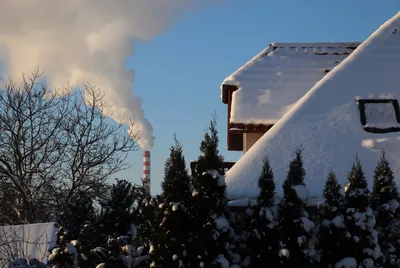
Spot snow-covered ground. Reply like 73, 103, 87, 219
225, 11, 400, 199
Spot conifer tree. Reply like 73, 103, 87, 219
343, 157, 383, 267
279, 148, 315, 267
191, 112, 227, 215
373, 152, 400, 266
57, 191, 97, 239
248, 155, 280, 267
257, 156, 276, 207
161, 135, 192, 204
98, 179, 137, 240
323, 171, 343, 207
193, 112, 224, 179
318, 171, 349, 267
152, 137, 193, 267
85, 179, 139, 266
373, 151, 399, 207
282, 147, 306, 196
189, 113, 231, 267
134, 188, 159, 249
344, 156, 370, 210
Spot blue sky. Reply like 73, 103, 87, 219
119, 1, 400, 194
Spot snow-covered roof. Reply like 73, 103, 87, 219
225, 11, 400, 199
221, 42, 360, 125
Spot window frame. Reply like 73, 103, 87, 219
357, 99, 400, 133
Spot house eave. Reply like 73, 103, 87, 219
229, 123, 273, 134
221, 84, 238, 104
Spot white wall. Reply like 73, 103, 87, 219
243, 133, 264, 154
0, 222, 57, 265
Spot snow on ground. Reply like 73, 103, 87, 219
170, 202, 180, 211
335, 257, 357, 268
293, 185, 309, 202
301, 217, 315, 233
227, 198, 250, 207
214, 216, 229, 232
0, 222, 57, 265
215, 254, 229, 268
221, 42, 360, 125
278, 248, 290, 258
362, 137, 400, 152
331, 215, 345, 228
226, 12, 400, 199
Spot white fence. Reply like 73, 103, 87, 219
0, 222, 57, 266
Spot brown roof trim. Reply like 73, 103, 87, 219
222, 84, 238, 104
229, 123, 273, 133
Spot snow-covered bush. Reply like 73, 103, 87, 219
279, 148, 315, 267
134, 192, 160, 249
317, 171, 349, 267
48, 225, 150, 268
151, 202, 191, 268
16, 141, 400, 267
7, 258, 46, 268
161, 135, 192, 204
49, 180, 151, 268
343, 157, 383, 267
188, 114, 232, 267
373, 152, 400, 266
151, 136, 195, 267
56, 191, 97, 239
246, 155, 281, 267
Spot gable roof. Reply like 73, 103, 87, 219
221, 42, 360, 125
225, 11, 400, 199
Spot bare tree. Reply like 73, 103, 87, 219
0, 70, 139, 224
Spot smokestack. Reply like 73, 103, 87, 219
142, 151, 151, 194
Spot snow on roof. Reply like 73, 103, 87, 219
221, 42, 360, 125
225, 11, 400, 199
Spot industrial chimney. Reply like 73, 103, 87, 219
142, 151, 151, 194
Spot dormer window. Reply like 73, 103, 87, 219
358, 99, 400, 133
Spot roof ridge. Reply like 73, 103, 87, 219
270, 42, 361, 47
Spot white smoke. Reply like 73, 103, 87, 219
0, 0, 218, 150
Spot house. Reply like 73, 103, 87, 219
225, 11, 400, 203
220, 42, 360, 154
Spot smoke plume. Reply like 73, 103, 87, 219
0, 0, 215, 150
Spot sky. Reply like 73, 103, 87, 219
119, 0, 400, 194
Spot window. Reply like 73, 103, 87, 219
358, 99, 400, 133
